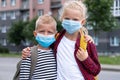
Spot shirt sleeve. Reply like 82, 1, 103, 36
19, 57, 31, 80
81, 42, 101, 76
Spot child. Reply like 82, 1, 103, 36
55, 1, 101, 80
22, 0, 101, 80
19, 14, 57, 80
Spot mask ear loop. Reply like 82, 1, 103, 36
80, 26, 88, 35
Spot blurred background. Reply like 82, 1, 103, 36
0, 0, 120, 80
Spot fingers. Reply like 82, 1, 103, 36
76, 48, 84, 58
22, 53, 28, 59
84, 35, 94, 43
84, 35, 90, 42
76, 47, 88, 61
21, 47, 31, 59
79, 47, 84, 52
26, 47, 31, 51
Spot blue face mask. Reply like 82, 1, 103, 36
35, 33, 55, 48
62, 19, 82, 34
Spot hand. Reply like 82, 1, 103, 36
76, 47, 88, 61
21, 47, 31, 59
84, 35, 94, 43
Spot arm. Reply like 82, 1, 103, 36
81, 42, 101, 76
19, 57, 31, 80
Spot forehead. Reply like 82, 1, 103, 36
63, 8, 83, 20
36, 23, 56, 31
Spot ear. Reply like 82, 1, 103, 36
81, 19, 86, 25
33, 31, 37, 37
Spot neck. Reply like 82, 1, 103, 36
65, 32, 79, 41
37, 45, 50, 50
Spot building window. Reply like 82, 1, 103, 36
1, 26, 7, 33
22, 0, 29, 9
0, 38, 7, 46
1, 0, 6, 7
38, 10, 43, 16
112, 0, 120, 17
110, 36, 119, 46
93, 36, 99, 46
23, 12, 29, 22
1, 12, 6, 20
11, 0, 16, 6
38, 0, 44, 4
10, 11, 16, 19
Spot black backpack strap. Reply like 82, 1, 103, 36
29, 45, 38, 79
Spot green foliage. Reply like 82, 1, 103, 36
54, 18, 63, 32
23, 17, 38, 42
0, 46, 9, 53
84, 0, 119, 33
7, 17, 38, 46
7, 20, 29, 45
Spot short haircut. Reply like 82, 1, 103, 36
35, 14, 57, 29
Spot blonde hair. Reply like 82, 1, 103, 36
35, 14, 57, 29
60, 0, 88, 35
59, 0, 87, 21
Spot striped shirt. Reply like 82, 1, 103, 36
20, 49, 57, 80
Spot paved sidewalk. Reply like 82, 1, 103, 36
101, 64, 120, 72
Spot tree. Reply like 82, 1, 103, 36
8, 20, 29, 46
84, 0, 119, 33
23, 17, 38, 43
54, 18, 63, 32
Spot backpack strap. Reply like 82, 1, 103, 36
13, 46, 38, 80
29, 45, 38, 79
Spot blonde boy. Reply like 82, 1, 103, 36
19, 14, 57, 80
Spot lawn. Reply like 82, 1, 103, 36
0, 53, 21, 57
0, 53, 120, 65
99, 56, 120, 65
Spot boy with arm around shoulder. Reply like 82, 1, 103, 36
19, 14, 57, 80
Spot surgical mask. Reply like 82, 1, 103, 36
62, 19, 82, 34
35, 33, 55, 48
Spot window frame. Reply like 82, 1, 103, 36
11, 0, 16, 6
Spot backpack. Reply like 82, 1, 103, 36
13, 46, 38, 80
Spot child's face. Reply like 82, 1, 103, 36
61, 8, 86, 34
62, 8, 84, 24
34, 23, 56, 36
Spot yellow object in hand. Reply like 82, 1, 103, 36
80, 34, 87, 51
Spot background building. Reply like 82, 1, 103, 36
88, 0, 120, 55
0, 0, 64, 51
0, 0, 120, 54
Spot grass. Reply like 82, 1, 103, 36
0, 53, 120, 65
0, 53, 21, 57
99, 55, 120, 65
